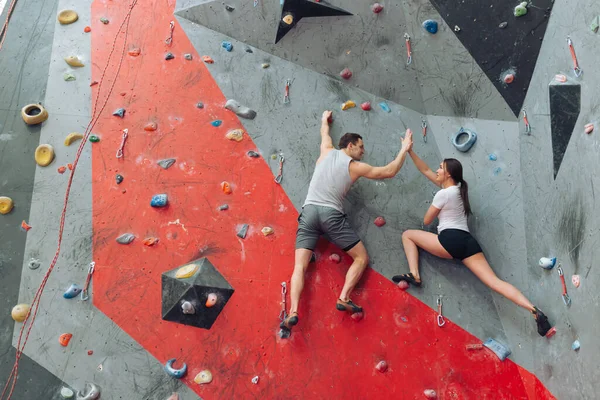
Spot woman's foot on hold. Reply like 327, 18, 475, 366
336, 298, 363, 314
392, 272, 422, 287
533, 307, 553, 337
280, 312, 299, 330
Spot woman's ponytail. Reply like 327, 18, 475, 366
459, 179, 472, 216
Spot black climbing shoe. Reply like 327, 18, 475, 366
336, 299, 363, 314
533, 307, 553, 337
279, 312, 299, 330
391, 272, 422, 287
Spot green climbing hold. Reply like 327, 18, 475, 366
89, 135, 100, 142
590, 16, 599, 33
63, 73, 76, 81
514, 2, 528, 17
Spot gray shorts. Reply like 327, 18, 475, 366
295, 204, 361, 252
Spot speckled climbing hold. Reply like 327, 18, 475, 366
112, 108, 125, 118
115, 174, 123, 184
64, 56, 84, 67
63, 284, 82, 299
514, 2, 528, 17
261, 227, 274, 236
371, 3, 383, 13
572, 274, 581, 288
237, 224, 249, 239
488, 153, 497, 161
572, 340, 581, 351
58, 10, 78, 24
184, 53, 192, 60
397, 281, 410, 290
379, 102, 391, 113
194, 370, 213, 384
35, 144, 55, 167
282, 14, 293, 25
422, 19, 438, 34
21, 103, 49, 125
84, 26, 91, 33
374, 216, 386, 227
158, 158, 176, 169
176, 263, 199, 279
341, 100, 356, 111
64, 132, 84, 146
221, 41, 233, 52
89, 135, 100, 142
202, 56, 214, 63
340, 68, 352, 80
11, 304, 30, 322
218, 204, 229, 211
58, 166, 66, 174
165, 359, 187, 379
76, 383, 101, 400
63, 73, 76, 81
375, 360, 388, 372
225, 4, 235, 11
261, 63, 270, 69
225, 99, 257, 119
165, 52, 174, 60
151, 194, 168, 207
226, 129, 245, 142
360, 102, 371, 111
206, 293, 217, 307
585, 123, 594, 134
221, 181, 232, 194
424, 389, 437, 399
144, 122, 157, 131
0, 196, 14, 214
555, 74, 567, 83
247, 150, 260, 158
211, 120, 222, 127
59, 333, 73, 347
499, 21, 508, 29
329, 253, 341, 263
503, 73, 515, 84
60, 387, 74, 399
116, 233, 135, 244
181, 301, 195, 314
21, 220, 32, 231
100, 17, 109, 24
128, 48, 140, 56
28, 258, 40, 270
143, 237, 159, 246
452, 127, 477, 152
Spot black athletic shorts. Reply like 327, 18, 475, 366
438, 229, 483, 260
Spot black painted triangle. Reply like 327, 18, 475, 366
276, 0, 352, 44
428, 0, 554, 116
549, 83, 580, 180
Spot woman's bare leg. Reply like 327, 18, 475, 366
401, 230, 452, 281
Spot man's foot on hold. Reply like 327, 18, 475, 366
533, 307, 554, 337
391, 272, 422, 287
279, 312, 299, 330
336, 298, 363, 314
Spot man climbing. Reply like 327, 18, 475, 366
280, 110, 413, 335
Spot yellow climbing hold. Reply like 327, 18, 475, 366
64, 56, 84, 67
58, 10, 78, 25
225, 129, 244, 142
0, 196, 14, 214
261, 227, 274, 236
21, 104, 49, 125
175, 263, 199, 279
282, 14, 293, 25
35, 144, 55, 167
64, 132, 84, 146
11, 304, 30, 322
341, 100, 356, 111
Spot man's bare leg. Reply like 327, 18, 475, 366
283, 248, 314, 328
337, 242, 369, 312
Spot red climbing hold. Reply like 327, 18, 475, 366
340, 68, 352, 80
503, 74, 514, 84
202, 55, 214, 64
128, 48, 141, 57
89, 81, 98, 87
375, 361, 388, 372
67, 163, 73, 170
144, 122, 157, 131
143, 237, 159, 246
84, 26, 91, 33
371, 3, 384, 13
87, 350, 93, 355
21, 221, 32, 231
545, 327, 557, 338
329, 253, 341, 263
397, 281, 409, 290
58, 166, 66, 174
351, 312, 363, 321
360, 102, 371, 111
59, 333, 73, 347
374, 216, 386, 227
221, 181, 232, 194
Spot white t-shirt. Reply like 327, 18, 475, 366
431, 185, 469, 234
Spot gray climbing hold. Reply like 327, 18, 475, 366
165, 53, 174, 60
28, 258, 41, 270
219, 204, 229, 211
158, 158, 176, 169
116, 233, 135, 244
181, 301, 195, 314
225, 4, 235, 11
225, 99, 256, 120
499, 21, 508, 29
247, 151, 260, 158
116, 174, 123, 184
196, 102, 204, 109
237, 224, 249, 239
76, 382, 100, 400
184, 53, 192, 60
451, 127, 477, 152
112, 108, 125, 118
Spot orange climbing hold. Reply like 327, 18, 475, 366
143, 237, 159, 246
67, 163, 74, 170
202, 56, 214, 64
84, 26, 91, 33
59, 333, 73, 347
206, 293, 217, 308
21, 220, 32, 231
221, 181, 232, 194
58, 166, 67, 174
128, 48, 141, 57
144, 122, 157, 131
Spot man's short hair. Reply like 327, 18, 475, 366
338, 133, 363, 149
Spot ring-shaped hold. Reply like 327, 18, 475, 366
452, 127, 477, 152
165, 358, 187, 379
21, 104, 49, 125
75, 382, 100, 400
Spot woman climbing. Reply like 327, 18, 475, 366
393, 150, 554, 337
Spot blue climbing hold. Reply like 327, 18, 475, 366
489, 153, 497, 161
63, 283, 82, 299
379, 102, 391, 113
211, 120, 222, 127
151, 194, 168, 207
164, 358, 187, 379
221, 41, 233, 52
451, 127, 477, 152
572, 340, 581, 351
422, 19, 438, 34
493, 167, 502, 176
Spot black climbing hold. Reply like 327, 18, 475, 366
196, 102, 204, 109
247, 151, 260, 158
310, 253, 316, 263
275, 0, 353, 44
218, 204, 229, 211
165, 52, 174, 60
116, 174, 123, 184
237, 224, 249, 239
428, 0, 555, 116
245, 47, 253, 53
112, 108, 126, 118
225, 4, 234, 11
161, 257, 234, 329
549, 82, 580, 179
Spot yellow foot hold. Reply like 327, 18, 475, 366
175, 263, 199, 279
11, 304, 30, 322
35, 144, 55, 167
0, 196, 14, 214
64, 132, 84, 146
341, 100, 356, 111
21, 104, 49, 125
64, 56, 85, 67
58, 10, 78, 25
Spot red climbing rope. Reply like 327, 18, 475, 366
0, 0, 19, 51
0, 1, 139, 398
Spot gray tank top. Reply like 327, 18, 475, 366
303, 149, 354, 213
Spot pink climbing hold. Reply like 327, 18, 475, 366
397, 281, 409, 290
374, 216, 386, 227
329, 253, 341, 263
360, 102, 371, 111
585, 123, 594, 134
375, 360, 388, 372
545, 326, 557, 338
340, 68, 352, 80
424, 389, 437, 399
371, 3, 384, 13
503, 73, 514, 84
572, 274, 581, 288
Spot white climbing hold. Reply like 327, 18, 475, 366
60, 387, 74, 398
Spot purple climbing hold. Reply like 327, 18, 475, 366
165, 53, 174, 60
237, 224, 249, 239
112, 108, 126, 118
151, 194, 168, 207
211, 120, 222, 127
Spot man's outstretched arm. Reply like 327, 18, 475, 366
350, 129, 413, 180
320, 110, 334, 156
